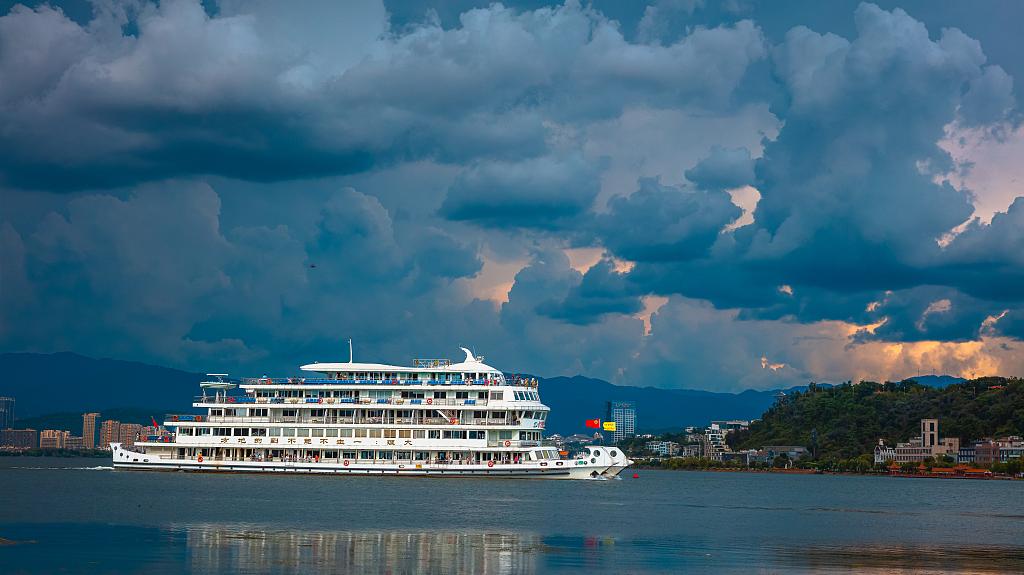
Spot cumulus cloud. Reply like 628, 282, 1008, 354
2, 1, 1022, 391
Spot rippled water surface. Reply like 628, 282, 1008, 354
1, 457, 1022, 573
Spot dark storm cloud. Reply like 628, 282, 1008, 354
595, 177, 741, 262
439, 155, 601, 229
0, 0, 767, 190
589, 3, 1022, 345
3, 1, 1023, 388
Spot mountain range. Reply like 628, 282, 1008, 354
0, 352, 963, 436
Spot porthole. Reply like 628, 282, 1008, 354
591, 458, 597, 463
610, 450, 618, 458
593, 449, 601, 457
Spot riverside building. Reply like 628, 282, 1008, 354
82, 413, 99, 449
606, 401, 636, 443
112, 347, 632, 479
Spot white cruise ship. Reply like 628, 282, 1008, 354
112, 347, 632, 479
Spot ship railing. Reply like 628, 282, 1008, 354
240, 377, 502, 386
487, 440, 541, 448
193, 396, 490, 406
170, 415, 523, 426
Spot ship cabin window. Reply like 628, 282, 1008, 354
473, 411, 486, 419
399, 429, 412, 438
180, 427, 194, 436
249, 408, 267, 417
368, 429, 382, 438
359, 450, 373, 460
428, 430, 440, 439
210, 409, 223, 416
443, 430, 467, 439
413, 430, 426, 439
296, 428, 310, 437
311, 428, 324, 437
269, 428, 281, 436
198, 428, 211, 436
489, 411, 506, 419
467, 430, 485, 439
355, 429, 367, 438
477, 391, 487, 399
383, 429, 397, 439
325, 429, 338, 437
400, 391, 424, 399
214, 428, 230, 436
282, 428, 296, 437
433, 391, 447, 399
339, 429, 353, 437
232, 428, 247, 436
455, 391, 469, 399
415, 451, 429, 460
282, 409, 297, 418
252, 428, 267, 437
489, 391, 503, 401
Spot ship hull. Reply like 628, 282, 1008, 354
111, 443, 628, 480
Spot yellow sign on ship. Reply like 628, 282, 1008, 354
602, 421, 617, 431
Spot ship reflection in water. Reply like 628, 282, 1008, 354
179, 525, 541, 574
172, 524, 1024, 574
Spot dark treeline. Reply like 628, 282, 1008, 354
728, 377, 1024, 460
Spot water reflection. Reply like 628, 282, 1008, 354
774, 543, 1024, 574
177, 524, 540, 574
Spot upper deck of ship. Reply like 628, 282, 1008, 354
237, 347, 538, 388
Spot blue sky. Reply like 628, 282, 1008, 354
1, 0, 1022, 390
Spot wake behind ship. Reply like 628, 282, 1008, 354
112, 347, 632, 479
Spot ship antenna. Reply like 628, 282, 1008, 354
349, 338, 354, 364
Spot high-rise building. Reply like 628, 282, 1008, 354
65, 436, 85, 450
0, 396, 14, 429
0, 428, 38, 449
606, 401, 636, 443
118, 423, 143, 448
100, 420, 121, 449
82, 412, 100, 449
921, 418, 938, 449
39, 429, 70, 449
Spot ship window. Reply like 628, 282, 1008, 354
282, 409, 297, 418
252, 428, 267, 437
399, 429, 411, 438
433, 391, 447, 399
368, 429, 382, 438
339, 428, 353, 437
325, 429, 339, 437
489, 391, 503, 400
413, 430, 425, 439
455, 391, 469, 399
377, 450, 393, 459
311, 429, 324, 438
342, 451, 357, 459
359, 450, 373, 460
296, 428, 310, 437
468, 430, 484, 439
383, 429, 396, 439
198, 428, 211, 436
282, 428, 296, 437
269, 428, 281, 437
428, 430, 440, 439
210, 409, 223, 416
180, 428, 194, 436
233, 428, 246, 436
355, 429, 367, 438
443, 430, 467, 439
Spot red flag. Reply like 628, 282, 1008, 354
151, 416, 159, 428
585, 419, 601, 429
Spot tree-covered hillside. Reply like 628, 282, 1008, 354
728, 377, 1024, 459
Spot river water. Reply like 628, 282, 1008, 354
1, 457, 1021, 573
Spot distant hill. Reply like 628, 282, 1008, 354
2, 352, 826, 435
729, 378, 1024, 460
15, 408, 163, 434
0, 352, 202, 417
538, 375, 815, 435
904, 374, 966, 388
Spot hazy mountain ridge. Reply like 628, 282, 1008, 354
0, 352, 966, 436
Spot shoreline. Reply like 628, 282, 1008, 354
635, 466, 1021, 480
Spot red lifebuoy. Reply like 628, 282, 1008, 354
197, 454, 204, 463
450, 418, 457, 425
426, 398, 433, 405
487, 460, 495, 468
343, 459, 349, 466
504, 440, 511, 447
